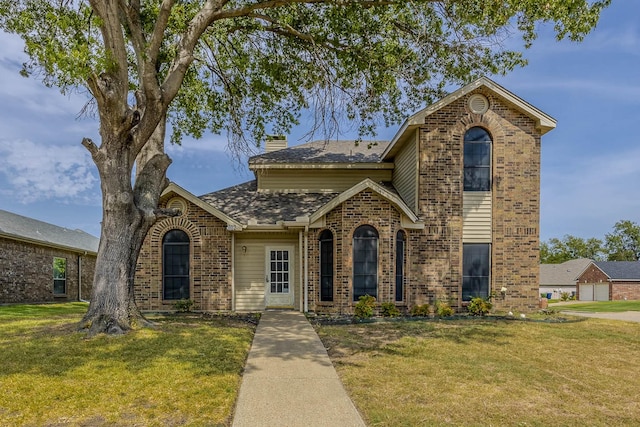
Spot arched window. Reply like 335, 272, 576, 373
353, 225, 378, 301
395, 230, 406, 302
464, 127, 492, 191
319, 230, 334, 302
163, 229, 190, 300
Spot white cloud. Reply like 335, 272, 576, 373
0, 139, 99, 203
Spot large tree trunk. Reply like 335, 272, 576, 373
78, 194, 151, 335
79, 123, 171, 336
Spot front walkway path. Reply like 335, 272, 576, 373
557, 310, 640, 323
232, 310, 366, 427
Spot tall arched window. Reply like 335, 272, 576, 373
319, 230, 334, 302
163, 229, 190, 300
395, 230, 406, 302
464, 127, 492, 191
353, 225, 378, 300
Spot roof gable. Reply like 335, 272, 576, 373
162, 182, 243, 229
593, 261, 640, 280
540, 258, 592, 285
382, 76, 557, 159
309, 178, 423, 228
0, 209, 99, 254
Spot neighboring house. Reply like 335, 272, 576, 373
0, 210, 99, 304
539, 258, 592, 299
135, 77, 556, 314
576, 261, 640, 301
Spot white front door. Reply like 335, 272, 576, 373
265, 246, 294, 308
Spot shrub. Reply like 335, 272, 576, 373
354, 295, 376, 319
435, 300, 454, 317
561, 292, 571, 301
467, 297, 492, 316
380, 302, 401, 318
174, 299, 194, 313
410, 304, 431, 317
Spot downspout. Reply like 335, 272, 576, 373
78, 251, 90, 303
231, 232, 235, 311
304, 227, 309, 313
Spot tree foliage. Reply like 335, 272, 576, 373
540, 235, 604, 264
605, 220, 640, 261
541, 220, 640, 263
0, 0, 611, 334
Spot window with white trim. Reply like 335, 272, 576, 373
53, 257, 66, 295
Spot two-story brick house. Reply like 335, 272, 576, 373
135, 77, 556, 314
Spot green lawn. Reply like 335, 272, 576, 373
554, 300, 640, 312
316, 316, 640, 426
0, 303, 255, 426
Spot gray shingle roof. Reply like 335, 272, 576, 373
540, 259, 592, 286
0, 209, 99, 253
594, 261, 640, 280
249, 140, 391, 165
199, 181, 339, 224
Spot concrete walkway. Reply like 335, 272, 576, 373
232, 310, 366, 427
549, 301, 640, 323
556, 310, 640, 323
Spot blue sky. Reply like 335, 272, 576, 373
0, 1, 638, 242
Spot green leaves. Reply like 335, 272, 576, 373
541, 220, 640, 263
0, 0, 610, 148
605, 220, 640, 261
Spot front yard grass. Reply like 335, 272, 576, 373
554, 300, 640, 312
316, 317, 640, 426
0, 303, 255, 426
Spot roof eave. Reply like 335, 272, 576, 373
248, 162, 393, 170
0, 232, 98, 256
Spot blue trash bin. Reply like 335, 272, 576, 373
546, 292, 552, 299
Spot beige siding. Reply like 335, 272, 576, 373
234, 233, 300, 311
257, 169, 392, 193
392, 133, 418, 211
463, 192, 492, 242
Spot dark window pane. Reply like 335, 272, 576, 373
319, 230, 334, 302
465, 127, 491, 142
462, 243, 490, 301
395, 231, 405, 302
464, 127, 491, 192
53, 279, 66, 295
163, 230, 190, 300
353, 225, 378, 300
53, 257, 66, 295
164, 229, 189, 243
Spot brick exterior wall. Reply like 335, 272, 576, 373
415, 89, 541, 312
307, 190, 408, 315
134, 87, 544, 314
611, 282, 640, 300
135, 196, 233, 312
0, 236, 96, 304
577, 264, 609, 284
576, 264, 640, 300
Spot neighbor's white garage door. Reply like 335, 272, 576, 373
579, 284, 610, 301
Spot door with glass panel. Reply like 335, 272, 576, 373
265, 246, 294, 307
